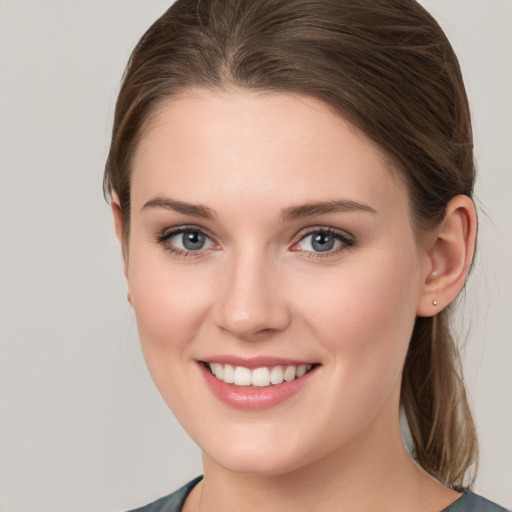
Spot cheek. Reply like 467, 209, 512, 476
295, 248, 421, 396
127, 245, 211, 374
132, 272, 202, 341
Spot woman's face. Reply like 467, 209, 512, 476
123, 89, 431, 476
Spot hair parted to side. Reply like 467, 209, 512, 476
104, 0, 478, 488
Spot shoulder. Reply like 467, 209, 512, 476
126, 476, 203, 512
442, 490, 510, 512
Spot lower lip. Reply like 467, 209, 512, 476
198, 363, 318, 411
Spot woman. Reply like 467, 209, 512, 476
104, 0, 508, 510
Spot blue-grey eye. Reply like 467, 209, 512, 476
167, 229, 213, 251
182, 230, 206, 250
311, 232, 336, 252
296, 231, 346, 253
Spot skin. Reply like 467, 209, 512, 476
113, 89, 476, 512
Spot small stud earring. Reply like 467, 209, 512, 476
432, 300, 438, 306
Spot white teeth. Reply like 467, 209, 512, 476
222, 364, 235, 383
211, 362, 223, 379
208, 363, 314, 387
283, 365, 296, 382
251, 367, 271, 387
296, 364, 307, 378
233, 366, 252, 386
270, 366, 284, 385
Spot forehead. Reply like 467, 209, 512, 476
131, 88, 408, 218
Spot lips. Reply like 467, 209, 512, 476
197, 357, 319, 410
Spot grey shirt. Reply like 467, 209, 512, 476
128, 476, 510, 512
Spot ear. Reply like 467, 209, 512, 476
111, 192, 124, 244
111, 193, 131, 304
416, 195, 477, 317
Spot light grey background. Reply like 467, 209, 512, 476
0, 1, 510, 511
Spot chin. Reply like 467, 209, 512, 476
199, 430, 317, 477
212, 451, 304, 477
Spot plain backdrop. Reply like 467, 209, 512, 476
0, 1, 510, 511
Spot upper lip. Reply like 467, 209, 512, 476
198, 355, 318, 369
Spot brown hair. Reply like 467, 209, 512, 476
104, 0, 478, 488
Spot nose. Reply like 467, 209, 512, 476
213, 251, 291, 341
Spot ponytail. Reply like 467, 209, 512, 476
401, 311, 478, 488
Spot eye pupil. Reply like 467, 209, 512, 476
183, 230, 205, 250
312, 233, 335, 252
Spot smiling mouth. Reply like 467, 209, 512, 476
203, 362, 316, 388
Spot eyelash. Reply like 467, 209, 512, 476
155, 225, 215, 259
155, 225, 355, 259
293, 227, 355, 258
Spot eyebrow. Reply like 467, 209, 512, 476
141, 197, 216, 220
280, 199, 376, 221
141, 196, 376, 221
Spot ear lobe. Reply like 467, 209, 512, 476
416, 195, 477, 317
